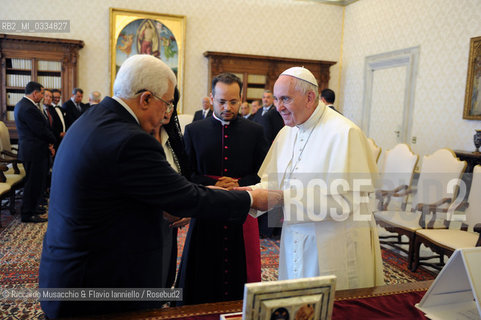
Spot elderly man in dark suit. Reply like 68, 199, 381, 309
14, 82, 56, 223
252, 90, 284, 238
39, 55, 277, 319
192, 96, 213, 121
253, 90, 284, 144
62, 87, 87, 129
178, 73, 268, 305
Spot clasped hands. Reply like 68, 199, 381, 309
162, 185, 283, 225
210, 184, 283, 211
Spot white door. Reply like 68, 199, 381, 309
361, 47, 420, 153
369, 66, 406, 150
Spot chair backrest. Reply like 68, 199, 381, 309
367, 138, 381, 163
378, 143, 419, 191
177, 114, 194, 134
466, 165, 481, 229
0, 121, 13, 156
413, 148, 467, 207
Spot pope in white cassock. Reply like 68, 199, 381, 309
250, 67, 384, 290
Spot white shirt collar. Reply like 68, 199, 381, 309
24, 96, 38, 108
213, 113, 230, 126
296, 102, 326, 132
112, 96, 139, 124
160, 126, 169, 147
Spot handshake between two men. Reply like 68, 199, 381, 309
163, 185, 282, 226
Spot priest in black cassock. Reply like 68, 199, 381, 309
177, 73, 269, 305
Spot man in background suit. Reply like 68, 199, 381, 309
43, 89, 65, 152
86, 90, 102, 109
239, 101, 252, 119
249, 99, 262, 120
253, 90, 284, 144
39, 55, 276, 319
62, 87, 87, 129
50, 89, 67, 148
51, 89, 62, 107
192, 97, 213, 121
178, 73, 268, 305
14, 82, 56, 223
321, 88, 341, 114
253, 90, 284, 239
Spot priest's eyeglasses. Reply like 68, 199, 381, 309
214, 99, 240, 107
136, 89, 174, 113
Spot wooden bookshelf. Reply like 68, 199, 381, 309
0, 34, 84, 139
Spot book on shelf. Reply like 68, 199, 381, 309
6, 93, 24, 106
6, 74, 31, 87
7, 111, 15, 121
37, 76, 62, 89
246, 87, 264, 99
38, 60, 61, 72
10, 58, 32, 70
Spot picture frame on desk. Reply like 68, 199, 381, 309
109, 8, 185, 112
242, 275, 336, 320
463, 36, 481, 120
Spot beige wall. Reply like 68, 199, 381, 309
0, 0, 342, 115
3, 0, 481, 157
342, 0, 481, 155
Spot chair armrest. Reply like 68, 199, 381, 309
474, 223, 481, 247
0, 158, 20, 174
375, 185, 410, 210
416, 197, 452, 228
0, 164, 7, 183
1, 149, 18, 158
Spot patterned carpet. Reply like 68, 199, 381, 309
0, 214, 436, 319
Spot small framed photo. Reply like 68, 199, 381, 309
242, 276, 336, 320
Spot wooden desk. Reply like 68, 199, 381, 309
454, 149, 481, 173
84, 281, 433, 320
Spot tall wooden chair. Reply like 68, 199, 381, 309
374, 148, 466, 270
0, 121, 25, 214
375, 143, 419, 212
411, 165, 481, 271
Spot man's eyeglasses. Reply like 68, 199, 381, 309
136, 89, 174, 113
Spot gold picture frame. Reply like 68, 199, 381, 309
463, 36, 481, 120
109, 8, 185, 112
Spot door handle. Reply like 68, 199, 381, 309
394, 130, 400, 138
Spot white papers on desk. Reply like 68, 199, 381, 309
415, 247, 481, 320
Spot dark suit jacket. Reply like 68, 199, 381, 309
14, 97, 56, 162
62, 99, 88, 129
39, 97, 250, 318
252, 105, 284, 144
44, 105, 64, 150
192, 109, 212, 121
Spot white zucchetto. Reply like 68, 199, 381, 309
280, 67, 318, 87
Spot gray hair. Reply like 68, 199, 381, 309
89, 91, 102, 102
113, 54, 176, 99
293, 78, 319, 102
